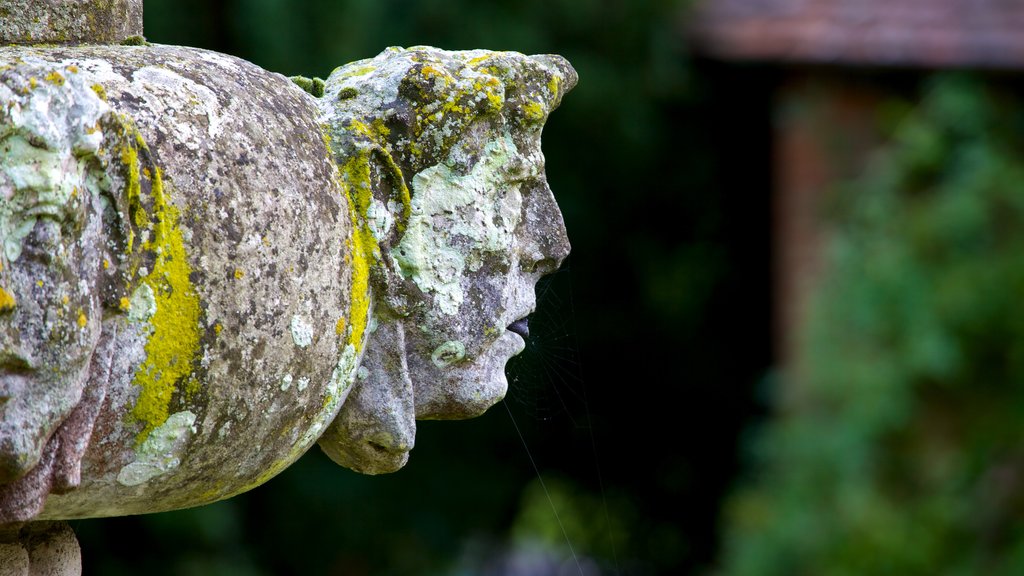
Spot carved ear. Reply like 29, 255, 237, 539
365, 146, 416, 317
94, 114, 154, 313
369, 147, 412, 240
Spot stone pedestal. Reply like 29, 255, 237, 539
0, 523, 80, 576
0, 0, 143, 45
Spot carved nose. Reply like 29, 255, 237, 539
520, 179, 570, 275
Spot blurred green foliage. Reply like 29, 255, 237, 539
721, 74, 1024, 576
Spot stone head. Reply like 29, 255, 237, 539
0, 44, 576, 522
316, 47, 576, 473
0, 67, 126, 485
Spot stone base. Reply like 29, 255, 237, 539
0, 522, 80, 576
0, 0, 143, 45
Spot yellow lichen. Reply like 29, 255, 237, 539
119, 144, 142, 251
420, 65, 452, 87
0, 287, 15, 312
335, 316, 347, 336
91, 83, 107, 101
122, 138, 203, 443
337, 65, 376, 79
77, 311, 87, 328
547, 75, 561, 97
44, 71, 64, 86
103, 258, 110, 270
234, 268, 244, 279
66, 65, 79, 74
522, 100, 546, 122
214, 323, 223, 335
119, 296, 130, 311
340, 156, 374, 353
347, 118, 390, 141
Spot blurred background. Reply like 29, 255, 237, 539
74, 0, 1024, 574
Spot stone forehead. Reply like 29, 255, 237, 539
322, 46, 575, 126
0, 62, 108, 153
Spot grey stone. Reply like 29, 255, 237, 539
25, 523, 80, 576
0, 542, 29, 576
0, 0, 143, 46
0, 43, 575, 519
1, 45, 355, 521
315, 47, 575, 473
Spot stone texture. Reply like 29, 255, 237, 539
25, 523, 80, 576
0, 522, 79, 576
0, 0, 143, 46
0, 542, 29, 576
0, 44, 575, 520
315, 47, 575, 473
1, 44, 356, 520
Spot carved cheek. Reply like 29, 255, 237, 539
0, 221, 100, 483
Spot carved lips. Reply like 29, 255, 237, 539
508, 317, 530, 340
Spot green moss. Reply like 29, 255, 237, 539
120, 35, 149, 46
290, 75, 326, 98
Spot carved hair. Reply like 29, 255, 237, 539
318, 47, 576, 316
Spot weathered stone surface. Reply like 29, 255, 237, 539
0, 44, 575, 519
0, 522, 79, 576
25, 522, 80, 576
315, 47, 575, 473
0, 542, 29, 576
0, 0, 143, 46
1, 44, 356, 520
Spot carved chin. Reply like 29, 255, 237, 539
321, 439, 411, 476
0, 373, 47, 483
416, 330, 522, 420
318, 411, 415, 476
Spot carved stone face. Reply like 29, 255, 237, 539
317, 47, 575, 474
0, 45, 576, 521
0, 72, 109, 484
395, 125, 570, 420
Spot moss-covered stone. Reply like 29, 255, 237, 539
0, 0, 143, 46
0, 44, 576, 525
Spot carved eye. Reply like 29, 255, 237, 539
19, 218, 63, 265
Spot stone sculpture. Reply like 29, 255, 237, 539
0, 1, 575, 572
